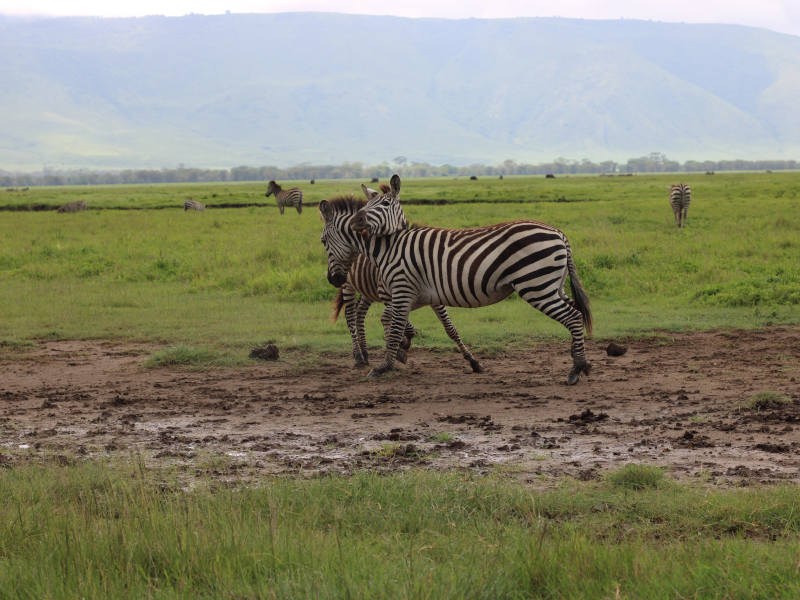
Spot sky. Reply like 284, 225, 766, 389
1, 0, 799, 37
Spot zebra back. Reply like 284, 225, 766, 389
669, 184, 691, 210
184, 199, 205, 211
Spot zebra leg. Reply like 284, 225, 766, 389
682, 207, 688, 227
354, 298, 371, 365
514, 285, 590, 385
380, 304, 409, 363
279, 204, 285, 215
344, 290, 369, 367
369, 299, 412, 377
431, 305, 483, 373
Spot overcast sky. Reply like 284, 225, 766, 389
2, 0, 799, 37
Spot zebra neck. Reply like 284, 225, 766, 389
362, 230, 402, 270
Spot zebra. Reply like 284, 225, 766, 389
57, 201, 87, 213
669, 183, 691, 227
320, 194, 483, 373
184, 198, 205, 211
322, 174, 592, 385
265, 180, 303, 215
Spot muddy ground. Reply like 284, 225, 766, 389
1, 327, 799, 485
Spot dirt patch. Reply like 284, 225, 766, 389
1, 328, 799, 485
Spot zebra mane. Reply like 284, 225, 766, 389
326, 194, 366, 214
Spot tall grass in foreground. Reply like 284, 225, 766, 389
2, 461, 800, 599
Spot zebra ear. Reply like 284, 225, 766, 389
319, 199, 332, 221
361, 184, 378, 200
390, 174, 401, 196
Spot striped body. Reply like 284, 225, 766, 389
669, 183, 691, 227
266, 180, 303, 215
57, 201, 87, 213
184, 199, 205, 211
327, 175, 592, 384
321, 196, 482, 372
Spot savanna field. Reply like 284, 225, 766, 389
1, 173, 799, 598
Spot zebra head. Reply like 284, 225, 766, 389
265, 180, 279, 197
319, 196, 363, 288
351, 174, 407, 237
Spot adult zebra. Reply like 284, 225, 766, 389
184, 198, 205, 211
669, 183, 691, 227
266, 180, 303, 215
321, 194, 482, 373
321, 174, 592, 385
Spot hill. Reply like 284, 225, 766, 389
1, 13, 799, 169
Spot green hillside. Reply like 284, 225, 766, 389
1, 13, 799, 169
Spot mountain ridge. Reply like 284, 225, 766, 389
1, 13, 799, 169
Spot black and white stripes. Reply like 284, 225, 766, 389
669, 183, 691, 227
323, 195, 482, 372
320, 175, 592, 385
266, 180, 303, 215
184, 198, 205, 211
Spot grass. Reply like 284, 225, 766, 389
743, 391, 792, 411
144, 344, 222, 368
0, 173, 798, 358
605, 464, 667, 490
2, 460, 800, 598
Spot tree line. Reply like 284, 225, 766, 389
2, 153, 798, 187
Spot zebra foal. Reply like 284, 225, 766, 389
669, 183, 691, 227
320, 195, 482, 373
266, 180, 303, 215
324, 174, 592, 385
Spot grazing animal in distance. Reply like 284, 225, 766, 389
324, 175, 592, 384
370, 177, 379, 183
184, 198, 205, 211
310, 179, 315, 184
320, 191, 482, 372
669, 183, 691, 227
545, 173, 556, 179
265, 180, 303, 215
469, 175, 478, 180
57, 201, 87, 213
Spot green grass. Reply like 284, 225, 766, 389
144, 344, 223, 368
0, 173, 798, 356
743, 391, 792, 411
2, 461, 800, 598
605, 464, 667, 490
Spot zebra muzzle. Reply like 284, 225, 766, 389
327, 271, 347, 287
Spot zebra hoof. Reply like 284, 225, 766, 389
353, 360, 369, 368
567, 370, 582, 385
367, 365, 392, 378
396, 349, 408, 364
469, 360, 484, 373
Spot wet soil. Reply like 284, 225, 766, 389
1, 327, 799, 486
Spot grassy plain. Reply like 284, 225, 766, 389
1, 173, 800, 598
0, 172, 797, 357
2, 461, 800, 598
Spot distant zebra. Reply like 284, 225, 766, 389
184, 198, 205, 211
322, 194, 482, 373
57, 201, 87, 213
320, 175, 592, 384
669, 183, 691, 227
265, 180, 303, 215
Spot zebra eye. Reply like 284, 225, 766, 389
381, 198, 391, 206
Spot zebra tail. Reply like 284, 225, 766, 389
331, 287, 344, 324
567, 248, 593, 336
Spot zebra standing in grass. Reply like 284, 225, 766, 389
266, 180, 303, 215
669, 183, 691, 227
184, 198, 205, 211
321, 174, 592, 384
321, 194, 483, 372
